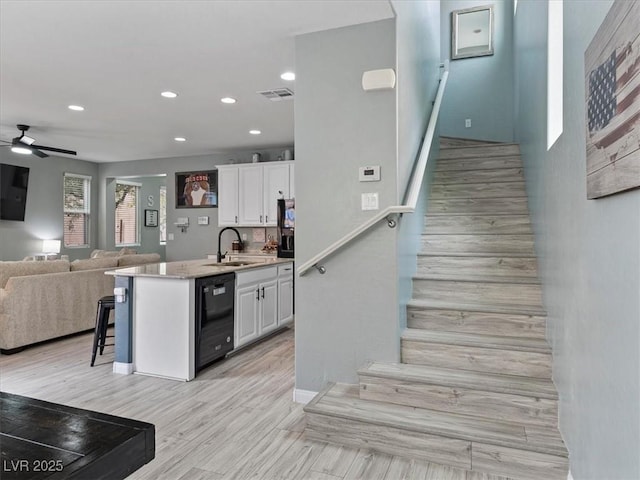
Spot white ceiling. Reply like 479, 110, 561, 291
0, 0, 394, 163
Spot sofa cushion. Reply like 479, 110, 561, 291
117, 253, 161, 267
70, 257, 119, 271
119, 247, 137, 255
0, 260, 70, 289
92, 250, 120, 258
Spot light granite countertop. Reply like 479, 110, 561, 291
106, 257, 292, 279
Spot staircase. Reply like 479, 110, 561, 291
304, 139, 569, 480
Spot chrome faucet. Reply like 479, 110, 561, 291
217, 227, 243, 263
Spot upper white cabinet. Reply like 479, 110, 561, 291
218, 167, 239, 225
217, 162, 294, 227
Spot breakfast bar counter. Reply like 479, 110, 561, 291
106, 258, 293, 382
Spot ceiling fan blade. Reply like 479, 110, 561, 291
32, 144, 77, 156
31, 147, 49, 158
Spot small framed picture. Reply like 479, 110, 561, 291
145, 209, 158, 227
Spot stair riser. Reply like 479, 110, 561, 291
359, 376, 559, 427
413, 280, 542, 308
422, 234, 535, 255
417, 256, 538, 277
305, 413, 472, 470
401, 340, 552, 378
407, 307, 546, 339
434, 168, 524, 184
439, 144, 521, 159
428, 198, 529, 215
431, 181, 527, 199
424, 215, 532, 234
440, 138, 500, 148
436, 156, 523, 172
473, 443, 568, 480
306, 412, 567, 480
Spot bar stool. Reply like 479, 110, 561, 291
90, 295, 115, 366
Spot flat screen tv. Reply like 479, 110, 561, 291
0, 163, 30, 221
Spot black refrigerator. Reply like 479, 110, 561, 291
277, 198, 294, 258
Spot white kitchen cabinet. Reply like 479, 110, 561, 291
235, 266, 278, 348
278, 264, 294, 326
217, 162, 294, 227
263, 164, 290, 226
289, 163, 295, 200
217, 166, 239, 226
235, 282, 260, 346
238, 165, 264, 226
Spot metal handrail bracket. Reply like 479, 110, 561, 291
297, 70, 448, 276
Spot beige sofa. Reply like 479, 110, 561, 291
0, 253, 160, 353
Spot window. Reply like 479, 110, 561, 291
115, 180, 140, 246
547, 0, 563, 149
63, 173, 91, 247
159, 185, 167, 244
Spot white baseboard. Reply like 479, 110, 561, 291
293, 388, 318, 404
113, 362, 134, 375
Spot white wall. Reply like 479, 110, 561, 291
440, 0, 515, 142
294, 19, 399, 391
514, 1, 639, 478
393, 0, 442, 330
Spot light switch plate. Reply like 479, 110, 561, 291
361, 192, 379, 211
168, 233, 174, 241
198, 216, 209, 225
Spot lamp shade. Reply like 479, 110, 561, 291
42, 240, 61, 254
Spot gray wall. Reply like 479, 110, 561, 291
0, 149, 100, 261
295, 19, 399, 391
393, 0, 442, 331
105, 175, 167, 259
514, 1, 639, 478
440, 0, 515, 142
97, 147, 290, 261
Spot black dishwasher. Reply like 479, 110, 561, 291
195, 273, 235, 372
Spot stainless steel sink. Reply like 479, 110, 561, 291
202, 261, 255, 267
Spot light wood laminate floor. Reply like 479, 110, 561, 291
0, 328, 510, 480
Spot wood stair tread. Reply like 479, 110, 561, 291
419, 251, 538, 258
358, 362, 558, 399
407, 298, 546, 316
402, 329, 551, 354
413, 274, 541, 285
304, 383, 567, 457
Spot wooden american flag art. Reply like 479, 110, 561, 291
585, 0, 640, 199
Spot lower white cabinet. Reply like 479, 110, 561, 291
235, 264, 291, 349
278, 264, 294, 326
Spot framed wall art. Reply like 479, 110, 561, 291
451, 4, 494, 60
585, 0, 640, 199
175, 170, 218, 208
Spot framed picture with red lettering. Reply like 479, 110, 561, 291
175, 170, 218, 208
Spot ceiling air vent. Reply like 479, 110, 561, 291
257, 88, 294, 101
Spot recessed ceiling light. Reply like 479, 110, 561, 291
280, 72, 296, 81
249, 130, 261, 135
68, 105, 84, 111
221, 97, 237, 104
174, 137, 186, 142
161, 91, 178, 98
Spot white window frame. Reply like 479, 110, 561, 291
115, 180, 141, 247
63, 173, 91, 248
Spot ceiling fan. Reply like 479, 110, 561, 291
1, 124, 77, 158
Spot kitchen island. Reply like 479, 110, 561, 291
106, 258, 293, 381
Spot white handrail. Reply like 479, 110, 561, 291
297, 70, 449, 276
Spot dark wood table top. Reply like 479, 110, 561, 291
1, 391, 155, 479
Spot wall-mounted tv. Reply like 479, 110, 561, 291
0, 163, 30, 221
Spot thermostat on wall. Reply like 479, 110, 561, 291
359, 165, 380, 182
